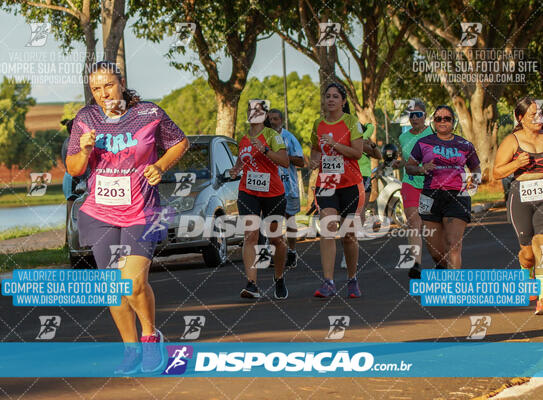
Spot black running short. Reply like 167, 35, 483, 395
315, 184, 361, 218
78, 211, 157, 268
418, 189, 471, 223
237, 191, 286, 218
507, 179, 543, 246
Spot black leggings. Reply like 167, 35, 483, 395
507, 180, 543, 246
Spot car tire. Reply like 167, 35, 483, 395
202, 215, 228, 268
70, 254, 97, 269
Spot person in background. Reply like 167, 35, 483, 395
493, 97, 543, 313
392, 99, 433, 279
229, 100, 290, 299
406, 105, 480, 272
268, 108, 305, 268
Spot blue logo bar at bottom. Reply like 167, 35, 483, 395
2, 342, 543, 377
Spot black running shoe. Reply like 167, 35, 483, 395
274, 277, 288, 299
240, 281, 260, 298
286, 250, 297, 268
408, 263, 421, 279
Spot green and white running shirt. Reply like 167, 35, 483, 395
398, 126, 433, 189
357, 123, 375, 178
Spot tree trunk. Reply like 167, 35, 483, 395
82, 24, 97, 104
116, 35, 127, 85
316, 46, 338, 113
215, 92, 238, 138
452, 89, 498, 182
101, 0, 126, 66
306, 169, 319, 212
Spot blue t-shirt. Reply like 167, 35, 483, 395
278, 128, 304, 198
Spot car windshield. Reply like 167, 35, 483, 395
165, 142, 211, 181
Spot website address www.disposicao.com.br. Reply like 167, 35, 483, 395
192, 351, 413, 374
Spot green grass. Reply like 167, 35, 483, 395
0, 224, 65, 241
0, 184, 65, 207
472, 190, 505, 204
1, 180, 63, 187
0, 246, 69, 272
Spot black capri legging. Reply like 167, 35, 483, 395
507, 179, 543, 246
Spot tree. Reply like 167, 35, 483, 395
159, 77, 217, 135
0, 78, 36, 176
273, 0, 344, 109
393, 0, 543, 181
337, 2, 412, 127
20, 128, 68, 172
2, 0, 100, 103
62, 102, 85, 121
132, 0, 289, 138
235, 73, 320, 148
101, 0, 127, 80
159, 73, 320, 151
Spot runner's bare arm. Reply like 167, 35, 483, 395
405, 157, 434, 175
466, 165, 482, 189
145, 139, 190, 186
391, 146, 404, 168
289, 156, 305, 167
266, 148, 289, 168
362, 140, 382, 159
230, 157, 243, 178
323, 136, 364, 159
309, 145, 321, 170
153, 138, 190, 173
493, 134, 529, 179
66, 129, 95, 177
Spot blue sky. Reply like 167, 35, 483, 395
0, 12, 357, 103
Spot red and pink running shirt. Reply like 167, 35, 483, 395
67, 101, 186, 226
238, 127, 286, 197
311, 114, 364, 189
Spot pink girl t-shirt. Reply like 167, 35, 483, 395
67, 102, 186, 226
410, 134, 479, 191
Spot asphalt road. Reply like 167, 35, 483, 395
1, 208, 542, 399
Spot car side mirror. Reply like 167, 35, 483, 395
222, 169, 241, 182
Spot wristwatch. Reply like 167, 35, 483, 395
263, 146, 270, 155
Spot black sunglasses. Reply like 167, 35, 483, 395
409, 111, 424, 119
434, 116, 453, 123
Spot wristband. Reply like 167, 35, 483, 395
263, 146, 270, 155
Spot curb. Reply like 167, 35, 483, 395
472, 200, 506, 214
473, 377, 531, 399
